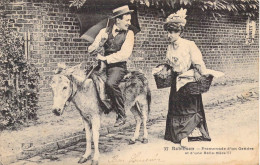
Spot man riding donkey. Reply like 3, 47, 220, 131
88, 5, 135, 127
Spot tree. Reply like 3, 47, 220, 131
69, 0, 259, 19
0, 17, 40, 130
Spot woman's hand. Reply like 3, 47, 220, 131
193, 64, 204, 81
194, 69, 202, 81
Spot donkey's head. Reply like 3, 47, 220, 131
50, 63, 84, 116
50, 63, 73, 116
50, 62, 92, 116
50, 73, 72, 116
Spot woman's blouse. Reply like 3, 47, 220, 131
166, 38, 206, 73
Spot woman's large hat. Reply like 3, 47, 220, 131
110, 5, 134, 18
165, 8, 187, 26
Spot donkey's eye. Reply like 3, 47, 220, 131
63, 87, 67, 90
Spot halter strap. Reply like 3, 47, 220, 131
67, 80, 77, 103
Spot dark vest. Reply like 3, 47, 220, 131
104, 27, 128, 56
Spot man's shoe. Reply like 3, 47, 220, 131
114, 117, 126, 127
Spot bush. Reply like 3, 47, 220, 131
0, 18, 40, 130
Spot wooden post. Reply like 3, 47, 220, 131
27, 31, 30, 61
23, 30, 30, 113
24, 32, 28, 60
24, 30, 30, 61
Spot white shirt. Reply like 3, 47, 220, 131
90, 25, 135, 64
166, 38, 206, 73
165, 38, 225, 91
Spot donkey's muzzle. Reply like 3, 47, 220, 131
52, 108, 61, 116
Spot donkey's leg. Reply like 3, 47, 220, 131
91, 115, 100, 164
78, 119, 92, 164
136, 102, 149, 144
130, 105, 142, 144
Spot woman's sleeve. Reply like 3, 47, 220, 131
189, 41, 207, 73
165, 45, 172, 65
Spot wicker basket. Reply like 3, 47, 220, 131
153, 64, 173, 89
179, 75, 214, 95
154, 74, 172, 89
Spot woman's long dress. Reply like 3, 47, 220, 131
164, 71, 211, 143
164, 38, 211, 143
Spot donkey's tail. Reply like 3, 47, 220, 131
147, 86, 151, 114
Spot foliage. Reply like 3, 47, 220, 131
134, 0, 259, 18
0, 18, 40, 130
69, 0, 259, 19
69, 0, 87, 8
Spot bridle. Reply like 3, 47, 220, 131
66, 79, 77, 103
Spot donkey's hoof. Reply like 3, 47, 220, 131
78, 156, 90, 164
128, 139, 136, 145
142, 138, 148, 144
91, 160, 99, 165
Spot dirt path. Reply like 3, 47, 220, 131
10, 88, 259, 165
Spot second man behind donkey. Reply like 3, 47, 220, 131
88, 5, 135, 127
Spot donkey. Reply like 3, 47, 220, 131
50, 63, 151, 165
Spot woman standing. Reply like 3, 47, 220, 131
163, 8, 211, 145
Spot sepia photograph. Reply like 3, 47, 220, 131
0, 0, 259, 165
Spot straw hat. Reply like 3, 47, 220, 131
110, 5, 134, 18
165, 8, 187, 26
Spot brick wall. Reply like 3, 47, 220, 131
2, 1, 259, 117
132, 7, 259, 74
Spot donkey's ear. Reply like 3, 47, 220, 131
55, 63, 67, 74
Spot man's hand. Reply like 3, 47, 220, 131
99, 32, 108, 47
88, 32, 108, 54
101, 32, 108, 41
88, 44, 97, 53
96, 54, 107, 61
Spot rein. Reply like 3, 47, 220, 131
81, 63, 98, 87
